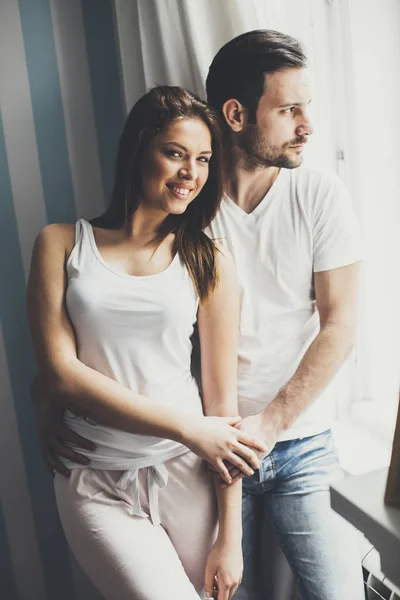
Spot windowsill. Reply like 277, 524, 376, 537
330, 468, 400, 594
332, 419, 392, 476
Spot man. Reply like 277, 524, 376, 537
33, 29, 364, 600
203, 30, 364, 599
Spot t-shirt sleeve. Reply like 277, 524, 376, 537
312, 176, 363, 272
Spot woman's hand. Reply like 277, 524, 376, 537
183, 416, 268, 484
205, 535, 243, 599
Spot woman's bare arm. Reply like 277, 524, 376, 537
198, 247, 249, 600
27, 224, 266, 482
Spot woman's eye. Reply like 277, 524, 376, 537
198, 156, 210, 163
165, 150, 181, 158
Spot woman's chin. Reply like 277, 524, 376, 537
167, 201, 190, 215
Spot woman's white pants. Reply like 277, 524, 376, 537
54, 451, 218, 600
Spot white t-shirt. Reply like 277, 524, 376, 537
205, 166, 363, 441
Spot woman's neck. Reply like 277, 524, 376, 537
124, 204, 169, 245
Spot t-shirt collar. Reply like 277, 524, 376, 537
223, 167, 289, 221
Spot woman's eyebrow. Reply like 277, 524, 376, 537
164, 141, 212, 154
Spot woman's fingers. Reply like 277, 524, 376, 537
215, 459, 232, 485
204, 570, 217, 600
233, 442, 261, 470
216, 577, 241, 600
226, 452, 254, 477
222, 416, 242, 426
229, 583, 240, 600
237, 430, 268, 453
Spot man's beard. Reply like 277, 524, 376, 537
237, 125, 307, 171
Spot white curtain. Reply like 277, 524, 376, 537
114, 0, 400, 432
114, 0, 337, 171
343, 0, 400, 437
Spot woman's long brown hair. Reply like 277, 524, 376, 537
91, 86, 224, 302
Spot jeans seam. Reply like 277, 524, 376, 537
270, 453, 276, 479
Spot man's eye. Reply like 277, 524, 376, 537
283, 107, 296, 114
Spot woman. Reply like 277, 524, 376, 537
27, 86, 266, 600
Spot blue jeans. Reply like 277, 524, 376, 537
236, 430, 365, 600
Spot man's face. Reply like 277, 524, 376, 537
238, 67, 313, 169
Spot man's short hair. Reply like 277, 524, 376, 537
206, 30, 307, 123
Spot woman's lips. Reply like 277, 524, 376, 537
167, 184, 194, 199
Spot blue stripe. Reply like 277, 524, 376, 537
0, 503, 18, 600
0, 112, 75, 600
81, 0, 125, 203
18, 0, 76, 225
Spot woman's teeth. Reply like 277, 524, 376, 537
170, 186, 190, 196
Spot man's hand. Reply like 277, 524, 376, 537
238, 411, 279, 452
217, 410, 281, 487
31, 379, 95, 477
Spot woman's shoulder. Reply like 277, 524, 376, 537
214, 241, 235, 272
34, 223, 76, 258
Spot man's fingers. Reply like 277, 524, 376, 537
207, 462, 219, 473
43, 456, 55, 477
44, 450, 70, 477
59, 426, 96, 451
230, 471, 245, 485
208, 461, 236, 474
219, 471, 245, 488
52, 438, 90, 465
228, 466, 241, 478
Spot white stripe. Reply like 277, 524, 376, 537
0, 324, 47, 600
113, 0, 146, 112
49, 0, 105, 220
0, 0, 48, 281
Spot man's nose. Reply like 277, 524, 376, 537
297, 111, 313, 137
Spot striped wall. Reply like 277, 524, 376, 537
0, 1, 125, 598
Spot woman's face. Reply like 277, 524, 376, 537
139, 118, 213, 216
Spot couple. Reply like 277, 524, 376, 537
27, 30, 365, 600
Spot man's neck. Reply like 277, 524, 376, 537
225, 160, 281, 214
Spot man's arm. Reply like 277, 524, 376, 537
237, 261, 360, 463
31, 376, 95, 477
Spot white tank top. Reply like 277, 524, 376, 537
63, 219, 202, 473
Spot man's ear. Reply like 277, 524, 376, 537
221, 99, 248, 132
